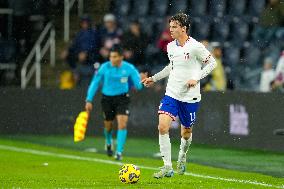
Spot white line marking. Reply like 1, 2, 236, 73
0, 144, 283, 188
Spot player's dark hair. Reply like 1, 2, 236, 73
110, 44, 123, 56
169, 13, 190, 32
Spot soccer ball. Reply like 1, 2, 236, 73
119, 164, 140, 184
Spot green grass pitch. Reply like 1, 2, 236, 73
0, 136, 283, 188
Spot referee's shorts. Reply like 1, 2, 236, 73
101, 93, 130, 121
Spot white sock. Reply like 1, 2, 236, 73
159, 133, 172, 168
178, 134, 192, 162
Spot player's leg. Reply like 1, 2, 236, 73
177, 102, 199, 175
114, 94, 130, 160
154, 96, 178, 179
153, 114, 174, 178
115, 114, 128, 160
101, 95, 116, 156
177, 126, 192, 174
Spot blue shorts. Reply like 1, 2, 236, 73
158, 95, 199, 128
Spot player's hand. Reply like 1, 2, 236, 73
141, 77, 154, 87
85, 102, 93, 113
187, 79, 198, 88
140, 72, 148, 81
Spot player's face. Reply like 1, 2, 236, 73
110, 52, 123, 66
169, 21, 186, 39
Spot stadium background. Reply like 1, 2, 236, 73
0, 0, 284, 188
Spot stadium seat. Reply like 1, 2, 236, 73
230, 18, 249, 45
242, 43, 262, 68
228, 0, 246, 16
137, 16, 155, 36
208, 0, 226, 17
0, 40, 16, 63
114, 0, 131, 16
131, 0, 150, 16
223, 44, 240, 67
191, 17, 211, 40
0, 39, 17, 83
211, 17, 229, 42
189, 0, 207, 16
248, 0, 266, 17
117, 15, 130, 31
169, 0, 188, 15
151, 17, 165, 40
151, 0, 169, 17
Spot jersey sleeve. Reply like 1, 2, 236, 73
85, 64, 105, 102
195, 42, 211, 63
194, 42, 217, 80
129, 65, 143, 90
151, 64, 171, 82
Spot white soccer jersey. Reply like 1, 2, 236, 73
152, 37, 216, 103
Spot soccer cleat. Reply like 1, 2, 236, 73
177, 160, 186, 175
114, 152, 122, 161
106, 144, 113, 157
153, 166, 174, 179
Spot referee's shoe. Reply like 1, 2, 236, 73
105, 144, 113, 157
114, 152, 122, 161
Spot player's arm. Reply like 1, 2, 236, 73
142, 64, 171, 87
85, 65, 105, 112
152, 64, 171, 82
200, 55, 217, 80
197, 43, 217, 80
187, 43, 216, 88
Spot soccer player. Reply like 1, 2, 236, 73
142, 13, 217, 178
85, 45, 146, 160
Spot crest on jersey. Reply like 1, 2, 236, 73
184, 52, 190, 60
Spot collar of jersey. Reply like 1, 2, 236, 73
175, 37, 190, 47
108, 61, 124, 68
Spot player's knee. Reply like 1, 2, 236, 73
118, 125, 127, 130
183, 134, 191, 140
182, 128, 192, 140
158, 123, 169, 134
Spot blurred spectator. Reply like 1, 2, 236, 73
253, 0, 284, 47
61, 15, 99, 86
157, 21, 172, 53
156, 17, 173, 65
200, 39, 211, 50
98, 13, 123, 62
204, 42, 227, 91
121, 20, 149, 69
272, 50, 284, 91
259, 57, 275, 92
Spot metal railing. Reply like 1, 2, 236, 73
21, 22, 56, 89
64, 0, 84, 42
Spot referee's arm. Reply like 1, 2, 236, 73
129, 67, 143, 90
86, 66, 104, 103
